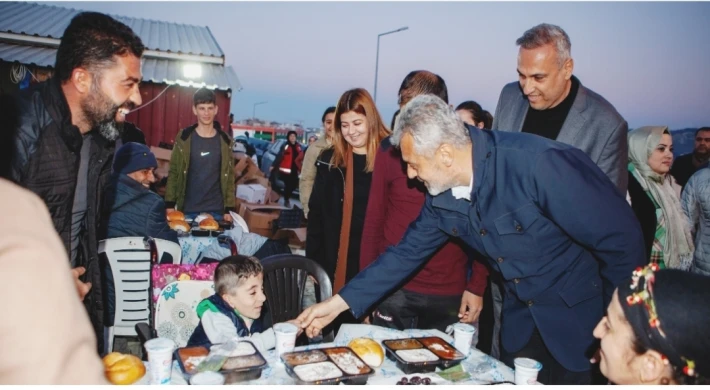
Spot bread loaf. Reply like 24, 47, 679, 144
169, 220, 191, 232
167, 210, 185, 222
103, 352, 146, 385
348, 338, 384, 368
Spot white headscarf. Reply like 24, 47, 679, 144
628, 126, 694, 270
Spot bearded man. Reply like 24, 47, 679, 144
6, 12, 144, 353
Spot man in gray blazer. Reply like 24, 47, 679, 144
492, 23, 628, 193
489, 23, 628, 362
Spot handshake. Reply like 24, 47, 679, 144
292, 295, 350, 338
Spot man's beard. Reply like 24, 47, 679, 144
424, 166, 454, 196
425, 180, 450, 196
81, 83, 132, 142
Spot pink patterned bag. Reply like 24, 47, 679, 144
151, 263, 218, 303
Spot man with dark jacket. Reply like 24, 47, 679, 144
165, 88, 235, 222
105, 142, 177, 244
671, 127, 710, 189
104, 143, 176, 329
298, 95, 645, 385
5, 12, 145, 353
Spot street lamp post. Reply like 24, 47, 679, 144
252, 101, 268, 120
374, 26, 408, 103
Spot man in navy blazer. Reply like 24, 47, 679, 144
297, 95, 645, 384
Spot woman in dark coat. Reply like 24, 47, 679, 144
306, 88, 390, 293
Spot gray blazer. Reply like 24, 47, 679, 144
492, 78, 628, 194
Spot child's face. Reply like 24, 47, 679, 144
223, 273, 266, 320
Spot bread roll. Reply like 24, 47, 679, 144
103, 352, 146, 385
169, 220, 191, 232
348, 338, 384, 368
167, 210, 185, 222
199, 218, 219, 231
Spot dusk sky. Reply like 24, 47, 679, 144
54, 1, 710, 130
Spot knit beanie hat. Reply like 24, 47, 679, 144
113, 142, 158, 174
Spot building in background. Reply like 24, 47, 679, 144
0, 1, 242, 147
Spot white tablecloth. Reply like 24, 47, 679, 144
138, 324, 514, 385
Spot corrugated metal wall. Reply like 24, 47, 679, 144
125, 82, 231, 147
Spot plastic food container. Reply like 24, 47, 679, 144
382, 336, 466, 374
282, 347, 375, 385
175, 341, 268, 384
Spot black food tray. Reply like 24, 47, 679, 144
190, 228, 224, 237
175, 341, 268, 384
281, 346, 375, 385
382, 336, 465, 374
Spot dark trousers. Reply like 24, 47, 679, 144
282, 171, 299, 202
501, 327, 592, 385
372, 289, 461, 332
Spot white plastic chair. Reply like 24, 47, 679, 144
100, 237, 181, 353
155, 239, 183, 265
154, 280, 215, 348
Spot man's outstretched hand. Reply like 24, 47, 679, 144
295, 295, 350, 338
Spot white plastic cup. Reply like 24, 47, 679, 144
190, 371, 225, 385
450, 323, 476, 356
514, 357, 542, 385
273, 322, 299, 357
144, 337, 175, 385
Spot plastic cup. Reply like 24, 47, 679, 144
514, 357, 542, 385
273, 322, 299, 357
190, 371, 225, 385
144, 337, 175, 385
451, 323, 476, 356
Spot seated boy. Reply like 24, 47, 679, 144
187, 255, 299, 351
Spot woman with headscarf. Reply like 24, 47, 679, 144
591, 265, 710, 385
627, 126, 694, 270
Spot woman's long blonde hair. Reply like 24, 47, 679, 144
329, 88, 390, 172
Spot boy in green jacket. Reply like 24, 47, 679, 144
165, 88, 235, 221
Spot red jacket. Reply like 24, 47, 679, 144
278, 143, 302, 174
360, 138, 489, 297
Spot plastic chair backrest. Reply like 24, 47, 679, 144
154, 280, 215, 348
99, 237, 154, 337
260, 254, 333, 341
155, 238, 182, 264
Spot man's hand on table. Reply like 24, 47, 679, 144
458, 290, 483, 323
223, 213, 233, 223
71, 266, 92, 301
295, 294, 349, 338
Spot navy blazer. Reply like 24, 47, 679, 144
340, 126, 645, 372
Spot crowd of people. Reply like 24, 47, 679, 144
0, 10, 708, 386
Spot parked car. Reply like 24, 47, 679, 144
235, 136, 270, 166
260, 139, 286, 177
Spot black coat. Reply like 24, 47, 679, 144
627, 172, 656, 262
306, 148, 345, 281
8, 78, 115, 353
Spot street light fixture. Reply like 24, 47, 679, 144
374, 26, 408, 104
252, 101, 268, 120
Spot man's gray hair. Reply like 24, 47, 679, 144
516, 23, 571, 67
391, 94, 470, 156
